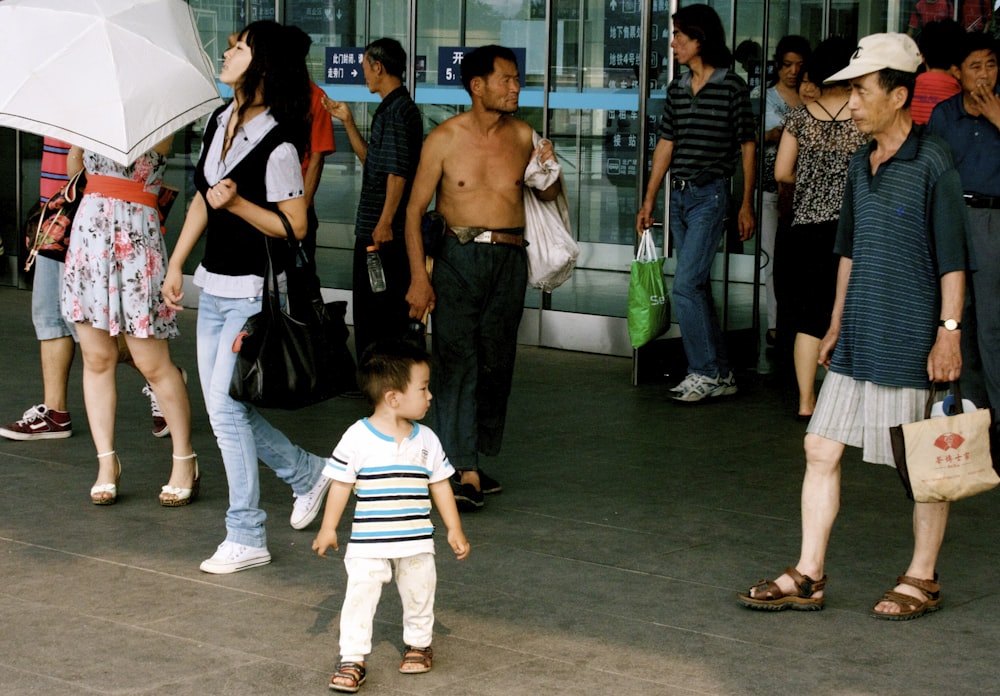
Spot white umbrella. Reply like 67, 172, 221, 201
0, 0, 224, 165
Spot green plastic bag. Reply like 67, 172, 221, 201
627, 229, 669, 348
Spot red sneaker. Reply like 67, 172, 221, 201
0, 404, 72, 440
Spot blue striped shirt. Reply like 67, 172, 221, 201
355, 86, 423, 239
323, 418, 454, 559
831, 127, 968, 388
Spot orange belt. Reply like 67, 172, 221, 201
85, 174, 159, 209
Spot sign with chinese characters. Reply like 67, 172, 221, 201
325, 47, 366, 85
603, 0, 671, 182
436, 47, 527, 87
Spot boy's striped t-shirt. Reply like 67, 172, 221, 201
323, 418, 454, 559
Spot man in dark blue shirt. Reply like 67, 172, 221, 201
928, 32, 1000, 433
324, 38, 423, 357
739, 33, 966, 621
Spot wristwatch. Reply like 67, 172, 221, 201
939, 319, 961, 331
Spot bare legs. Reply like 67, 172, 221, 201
793, 333, 820, 417
749, 433, 948, 609
40, 336, 75, 411
750, 433, 842, 598
872, 501, 949, 614
75, 322, 195, 496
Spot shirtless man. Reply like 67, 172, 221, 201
405, 45, 559, 510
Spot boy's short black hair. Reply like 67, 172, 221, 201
917, 20, 966, 70
460, 44, 518, 95
357, 339, 430, 408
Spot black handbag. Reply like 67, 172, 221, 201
229, 211, 355, 409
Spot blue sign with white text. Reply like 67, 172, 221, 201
325, 47, 366, 85
436, 47, 527, 87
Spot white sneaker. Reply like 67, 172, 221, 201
715, 371, 738, 396
290, 475, 332, 530
669, 373, 700, 394
672, 372, 738, 402
199, 541, 271, 574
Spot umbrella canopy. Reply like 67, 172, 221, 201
0, 0, 224, 165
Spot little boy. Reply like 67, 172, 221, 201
313, 339, 470, 693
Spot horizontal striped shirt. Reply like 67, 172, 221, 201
355, 86, 423, 239
40, 137, 72, 203
323, 418, 454, 559
831, 127, 967, 389
655, 68, 755, 183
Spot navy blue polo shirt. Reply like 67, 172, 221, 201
355, 86, 423, 238
928, 91, 1000, 197
831, 127, 967, 389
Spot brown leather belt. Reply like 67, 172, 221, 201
445, 226, 526, 248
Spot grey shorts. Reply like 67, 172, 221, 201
807, 370, 928, 466
31, 255, 78, 342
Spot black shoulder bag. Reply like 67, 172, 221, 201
229, 211, 355, 409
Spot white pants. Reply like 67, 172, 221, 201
339, 553, 437, 662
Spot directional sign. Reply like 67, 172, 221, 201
325, 47, 366, 85
437, 47, 527, 87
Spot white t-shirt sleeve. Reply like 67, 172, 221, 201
265, 142, 305, 202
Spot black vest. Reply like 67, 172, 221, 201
194, 105, 291, 277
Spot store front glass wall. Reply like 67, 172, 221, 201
1, 0, 994, 355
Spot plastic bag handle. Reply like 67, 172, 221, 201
635, 229, 659, 263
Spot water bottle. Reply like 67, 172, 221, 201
366, 245, 386, 293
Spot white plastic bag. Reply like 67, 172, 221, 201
523, 132, 579, 291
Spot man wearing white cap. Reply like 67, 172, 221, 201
738, 33, 969, 621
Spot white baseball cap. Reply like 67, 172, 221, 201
825, 33, 922, 83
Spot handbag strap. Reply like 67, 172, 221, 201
25, 168, 87, 272
924, 381, 964, 419
261, 208, 295, 320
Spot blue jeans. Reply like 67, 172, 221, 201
196, 291, 327, 548
32, 256, 77, 341
669, 179, 730, 377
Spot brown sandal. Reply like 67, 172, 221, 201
398, 645, 433, 674
329, 661, 366, 692
870, 574, 941, 621
738, 566, 827, 611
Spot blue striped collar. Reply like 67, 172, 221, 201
361, 417, 419, 442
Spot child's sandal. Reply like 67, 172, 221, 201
329, 661, 366, 692
398, 645, 433, 674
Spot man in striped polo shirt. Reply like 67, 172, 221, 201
323, 38, 424, 358
739, 33, 968, 621
637, 3, 756, 403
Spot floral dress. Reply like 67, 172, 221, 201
61, 150, 178, 339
